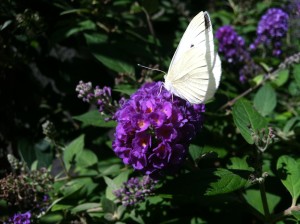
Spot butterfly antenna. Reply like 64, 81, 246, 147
137, 64, 166, 74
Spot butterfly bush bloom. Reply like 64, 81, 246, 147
250, 8, 289, 56
216, 25, 248, 64
112, 81, 205, 176
114, 176, 158, 207
7, 211, 31, 224
76, 81, 124, 119
216, 26, 262, 82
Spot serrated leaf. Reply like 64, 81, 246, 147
232, 99, 268, 144
227, 157, 253, 171
73, 110, 116, 128
277, 155, 300, 204
253, 84, 277, 116
205, 168, 250, 195
243, 189, 280, 215
63, 135, 84, 170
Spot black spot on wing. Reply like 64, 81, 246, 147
190, 44, 194, 48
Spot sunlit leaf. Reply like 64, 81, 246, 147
71, 203, 100, 214
277, 155, 300, 204
272, 69, 289, 87
63, 135, 84, 170
253, 84, 277, 116
243, 189, 280, 215
232, 99, 268, 144
205, 168, 250, 195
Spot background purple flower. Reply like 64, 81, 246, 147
112, 81, 205, 176
216, 26, 262, 82
250, 8, 289, 56
216, 25, 248, 64
7, 211, 31, 224
114, 176, 158, 207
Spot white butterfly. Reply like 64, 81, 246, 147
164, 11, 222, 104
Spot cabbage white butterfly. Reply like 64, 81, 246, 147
164, 11, 222, 104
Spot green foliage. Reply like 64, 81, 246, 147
2, 0, 300, 223
232, 99, 268, 144
277, 155, 300, 205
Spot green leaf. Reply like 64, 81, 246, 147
291, 210, 300, 220
60, 179, 85, 198
288, 82, 300, 96
51, 204, 73, 212
227, 157, 253, 171
84, 33, 134, 74
77, 149, 98, 167
283, 117, 300, 134
252, 74, 264, 85
101, 197, 117, 214
71, 203, 100, 214
189, 144, 227, 163
39, 212, 64, 223
277, 155, 300, 204
65, 20, 96, 38
63, 135, 84, 170
205, 168, 250, 195
272, 69, 289, 87
104, 170, 131, 200
73, 110, 116, 128
243, 189, 280, 215
232, 99, 268, 144
114, 84, 137, 95
18, 138, 36, 168
253, 84, 277, 116
34, 139, 52, 169
293, 64, 300, 88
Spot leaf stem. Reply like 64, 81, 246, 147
259, 180, 270, 221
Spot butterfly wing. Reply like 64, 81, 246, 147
168, 11, 208, 71
164, 11, 222, 104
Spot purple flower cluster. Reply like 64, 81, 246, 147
114, 176, 158, 207
112, 81, 205, 176
216, 25, 248, 64
216, 25, 262, 82
7, 211, 31, 224
76, 81, 123, 119
250, 8, 289, 56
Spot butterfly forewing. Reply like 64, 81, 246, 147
168, 11, 207, 70
164, 11, 222, 104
